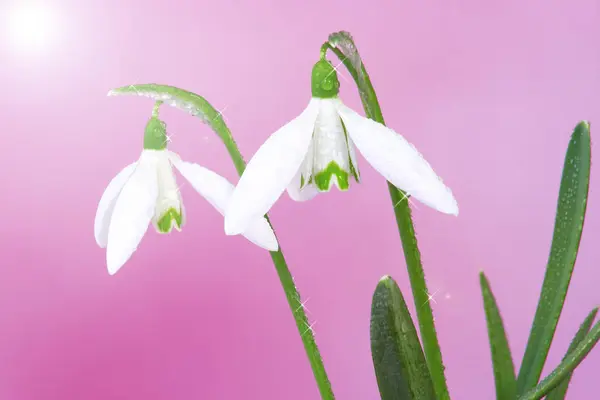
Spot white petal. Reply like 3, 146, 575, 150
336, 102, 458, 215
224, 98, 321, 235
286, 140, 319, 202
169, 153, 279, 252
94, 162, 138, 248
106, 152, 159, 275
287, 170, 319, 201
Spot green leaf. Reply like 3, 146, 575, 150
325, 32, 450, 400
479, 272, 517, 400
546, 308, 598, 400
518, 315, 600, 400
516, 121, 591, 394
370, 276, 437, 400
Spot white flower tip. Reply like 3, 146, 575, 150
106, 249, 127, 276
107, 89, 117, 96
106, 260, 121, 276
223, 216, 244, 236
242, 221, 280, 252
262, 236, 279, 252
437, 193, 459, 216
107, 265, 119, 276
446, 204, 459, 217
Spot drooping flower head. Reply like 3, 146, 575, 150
94, 102, 278, 275
224, 57, 458, 236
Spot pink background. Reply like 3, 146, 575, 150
1, 0, 599, 399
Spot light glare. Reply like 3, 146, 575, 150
6, 4, 59, 53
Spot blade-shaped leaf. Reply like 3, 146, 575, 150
518, 315, 600, 400
546, 308, 598, 400
516, 121, 591, 394
479, 272, 517, 400
370, 276, 437, 400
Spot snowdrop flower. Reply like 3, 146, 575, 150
224, 58, 458, 235
94, 105, 278, 275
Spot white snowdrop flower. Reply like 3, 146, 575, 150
94, 105, 278, 275
224, 58, 458, 235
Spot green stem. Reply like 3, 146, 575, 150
324, 42, 451, 400
208, 104, 335, 399
320, 42, 329, 60
109, 84, 334, 397
152, 100, 163, 117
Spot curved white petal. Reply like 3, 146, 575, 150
169, 153, 279, 252
287, 169, 319, 201
224, 98, 321, 235
94, 162, 138, 248
286, 140, 319, 201
106, 152, 159, 275
336, 102, 458, 215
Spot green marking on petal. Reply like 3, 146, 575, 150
300, 174, 305, 188
313, 161, 350, 191
156, 207, 183, 233
311, 59, 340, 99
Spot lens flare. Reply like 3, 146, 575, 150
6, 4, 60, 54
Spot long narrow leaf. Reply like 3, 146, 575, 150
479, 272, 517, 400
370, 276, 437, 400
546, 308, 598, 400
518, 316, 600, 400
516, 121, 591, 394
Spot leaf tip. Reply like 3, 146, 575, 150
479, 270, 488, 283
573, 120, 591, 142
376, 275, 396, 289
107, 86, 129, 97
576, 120, 590, 131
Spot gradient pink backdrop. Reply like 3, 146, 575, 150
1, 0, 599, 399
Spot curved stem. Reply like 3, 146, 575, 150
323, 40, 451, 400
320, 43, 329, 60
109, 84, 334, 399
152, 100, 163, 117
205, 100, 335, 399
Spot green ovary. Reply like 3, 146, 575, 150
313, 161, 351, 191
156, 207, 183, 233
311, 59, 340, 99
143, 116, 168, 150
